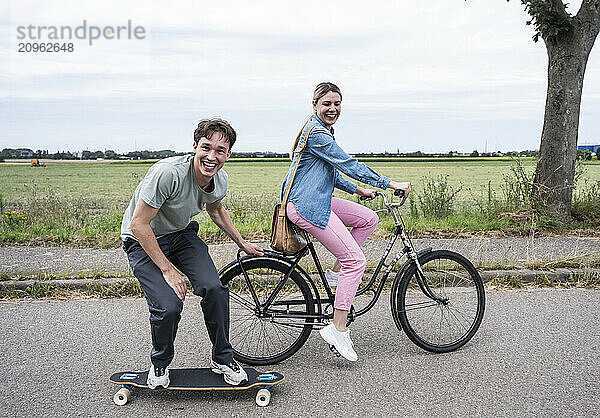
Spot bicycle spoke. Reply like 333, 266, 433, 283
228, 292, 256, 311
221, 259, 314, 364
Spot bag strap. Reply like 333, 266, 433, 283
280, 123, 317, 208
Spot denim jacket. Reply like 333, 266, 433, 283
281, 114, 391, 229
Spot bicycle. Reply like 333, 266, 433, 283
219, 190, 486, 365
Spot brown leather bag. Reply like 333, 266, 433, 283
269, 125, 315, 254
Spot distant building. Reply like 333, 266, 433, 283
578, 144, 599, 153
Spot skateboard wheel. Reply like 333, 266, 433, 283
113, 387, 131, 406
256, 388, 271, 407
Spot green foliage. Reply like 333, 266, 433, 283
0, 209, 27, 225
24, 282, 56, 298
0, 182, 122, 246
500, 158, 535, 210
572, 179, 600, 222
577, 149, 593, 161
520, 0, 573, 42
488, 275, 524, 289
86, 279, 142, 298
0, 159, 599, 246
417, 175, 462, 218
408, 192, 419, 218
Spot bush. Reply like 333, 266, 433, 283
572, 179, 600, 222
417, 175, 462, 218
0, 182, 122, 246
500, 158, 535, 211
577, 149, 592, 161
0, 209, 27, 225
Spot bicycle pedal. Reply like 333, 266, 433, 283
328, 344, 341, 357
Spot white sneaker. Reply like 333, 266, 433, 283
210, 359, 248, 385
319, 323, 358, 361
147, 364, 170, 389
325, 269, 339, 287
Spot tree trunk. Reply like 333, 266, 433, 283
532, 32, 589, 219
531, 0, 600, 220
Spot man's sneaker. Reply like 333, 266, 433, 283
147, 364, 170, 389
319, 323, 358, 361
210, 359, 248, 386
325, 269, 339, 287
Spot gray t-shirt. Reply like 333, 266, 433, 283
120, 155, 228, 241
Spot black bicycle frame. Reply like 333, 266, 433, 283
232, 225, 438, 328
229, 194, 449, 326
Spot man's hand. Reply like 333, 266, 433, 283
239, 240, 264, 256
162, 267, 187, 301
356, 186, 377, 200
131, 198, 187, 300
206, 202, 264, 257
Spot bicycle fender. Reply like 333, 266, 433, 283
395, 247, 433, 281
390, 247, 432, 331
218, 251, 292, 276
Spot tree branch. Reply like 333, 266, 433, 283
576, 0, 600, 51
548, 0, 569, 19
577, 0, 600, 22
520, 0, 573, 42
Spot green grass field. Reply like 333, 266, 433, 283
0, 157, 599, 247
2, 157, 591, 201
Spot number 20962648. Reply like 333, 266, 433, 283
18, 43, 74, 52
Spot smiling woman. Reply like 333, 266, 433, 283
279, 82, 412, 361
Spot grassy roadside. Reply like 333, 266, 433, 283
1, 270, 597, 301
1, 254, 598, 300
0, 158, 599, 247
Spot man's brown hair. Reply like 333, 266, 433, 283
194, 118, 237, 150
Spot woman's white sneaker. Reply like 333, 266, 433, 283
325, 269, 339, 287
319, 323, 358, 361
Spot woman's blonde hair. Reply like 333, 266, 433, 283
290, 82, 342, 158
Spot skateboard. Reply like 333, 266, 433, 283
109, 367, 284, 406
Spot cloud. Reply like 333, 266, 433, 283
1, 0, 598, 153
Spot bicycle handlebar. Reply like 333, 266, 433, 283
359, 189, 408, 212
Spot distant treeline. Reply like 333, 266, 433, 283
1, 148, 540, 161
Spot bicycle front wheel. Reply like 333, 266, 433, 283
392, 250, 485, 353
220, 258, 314, 365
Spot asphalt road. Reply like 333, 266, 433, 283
1, 288, 598, 417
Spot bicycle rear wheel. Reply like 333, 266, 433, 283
392, 250, 485, 353
220, 258, 314, 365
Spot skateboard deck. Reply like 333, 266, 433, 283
110, 367, 284, 406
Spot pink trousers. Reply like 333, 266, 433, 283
286, 197, 379, 310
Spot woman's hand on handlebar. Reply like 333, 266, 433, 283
388, 181, 411, 197
356, 186, 378, 201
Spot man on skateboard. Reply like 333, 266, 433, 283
121, 118, 263, 388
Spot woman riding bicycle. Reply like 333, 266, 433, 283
281, 82, 411, 361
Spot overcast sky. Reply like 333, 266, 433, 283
1, 0, 599, 154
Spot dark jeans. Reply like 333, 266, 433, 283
123, 221, 233, 368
